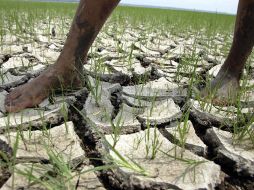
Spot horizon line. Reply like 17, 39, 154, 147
120, 3, 236, 16
28, 0, 236, 15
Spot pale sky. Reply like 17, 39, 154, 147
120, 0, 239, 14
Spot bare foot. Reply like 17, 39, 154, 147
5, 64, 82, 113
200, 73, 240, 106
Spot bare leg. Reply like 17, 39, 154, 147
5, 0, 119, 112
203, 0, 254, 105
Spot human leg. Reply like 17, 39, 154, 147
203, 0, 254, 105
5, 0, 120, 112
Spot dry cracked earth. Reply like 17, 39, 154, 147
0, 21, 254, 190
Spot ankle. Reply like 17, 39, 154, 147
216, 64, 240, 80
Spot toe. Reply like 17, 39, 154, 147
6, 88, 22, 101
5, 95, 34, 113
5, 95, 21, 111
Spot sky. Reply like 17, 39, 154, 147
120, 0, 239, 14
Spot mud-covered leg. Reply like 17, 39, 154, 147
5, 0, 120, 112
202, 0, 254, 105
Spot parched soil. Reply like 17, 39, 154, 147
0, 16, 254, 190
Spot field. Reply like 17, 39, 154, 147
0, 0, 254, 189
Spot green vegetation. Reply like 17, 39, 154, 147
1, 0, 254, 189
0, 0, 235, 39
